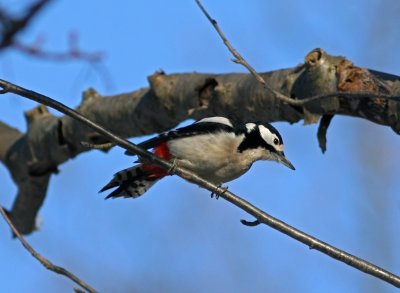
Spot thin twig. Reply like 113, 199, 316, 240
10, 33, 104, 63
194, 0, 266, 85
81, 141, 115, 150
194, 0, 400, 106
288, 90, 400, 105
194, 0, 400, 286
0, 205, 98, 293
0, 0, 51, 49
194, 1, 273, 89
1, 79, 399, 288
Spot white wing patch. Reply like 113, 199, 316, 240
196, 116, 233, 127
245, 123, 256, 132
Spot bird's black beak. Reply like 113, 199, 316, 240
277, 152, 295, 170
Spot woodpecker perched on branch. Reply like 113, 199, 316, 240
100, 117, 295, 199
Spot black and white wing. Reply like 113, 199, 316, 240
125, 117, 235, 155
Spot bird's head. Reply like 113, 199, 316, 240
237, 122, 295, 170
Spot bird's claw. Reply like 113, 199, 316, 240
168, 158, 178, 174
211, 184, 228, 199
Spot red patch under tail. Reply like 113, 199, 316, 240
141, 142, 172, 179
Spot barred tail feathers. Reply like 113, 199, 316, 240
100, 165, 161, 199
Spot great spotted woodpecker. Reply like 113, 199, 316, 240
100, 116, 294, 199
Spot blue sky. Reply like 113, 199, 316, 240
0, 1, 399, 292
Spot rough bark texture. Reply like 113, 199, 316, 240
1, 48, 399, 234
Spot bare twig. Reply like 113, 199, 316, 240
0, 2, 108, 91
194, 0, 287, 100
81, 141, 115, 150
10, 32, 104, 63
0, 0, 51, 49
194, 0, 400, 106
287, 90, 400, 105
0, 205, 98, 293
1, 79, 399, 288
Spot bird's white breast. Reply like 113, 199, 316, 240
167, 132, 259, 183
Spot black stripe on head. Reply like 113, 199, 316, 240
237, 125, 277, 153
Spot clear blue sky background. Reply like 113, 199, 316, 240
0, 1, 399, 292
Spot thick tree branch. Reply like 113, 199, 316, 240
0, 54, 399, 235
0, 205, 98, 293
0, 122, 22, 161
0, 79, 400, 288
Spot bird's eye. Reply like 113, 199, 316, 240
273, 138, 279, 145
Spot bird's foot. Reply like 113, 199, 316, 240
211, 184, 228, 199
168, 158, 178, 174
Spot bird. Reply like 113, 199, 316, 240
100, 116, 295, 199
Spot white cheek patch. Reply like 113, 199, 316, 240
258, 125, 274, 145
259, 125, 284, 152
197, 117, 233, 127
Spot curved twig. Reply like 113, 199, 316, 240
194, 0, 286, 100
1, 79, 399, 288
0, 205, 98, 293
240, 219, 261, 227
194, 0, 400, 106
81, 141, 115, 150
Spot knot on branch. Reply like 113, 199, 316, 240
82, 87, 101, 103
148, 70, 176, 108
195, 78, 218, 110
290, 48, 344, 123
24, 104, 51, 125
